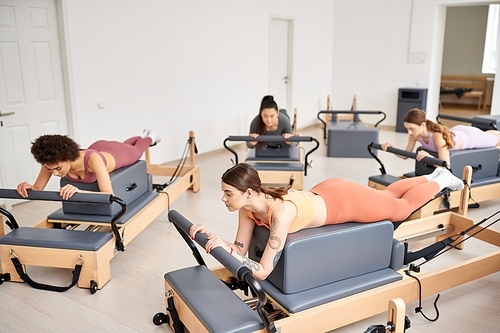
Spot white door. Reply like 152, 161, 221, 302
0, 0, 68, 206
269, 18, 293, 112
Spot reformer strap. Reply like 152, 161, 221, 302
166, 294, 184, 333
10, 256, 82, 292
404, 238, 454, 265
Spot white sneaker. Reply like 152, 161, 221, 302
141, 129, 150, 138
148, 130, 162, 146
435, 168, 464, 191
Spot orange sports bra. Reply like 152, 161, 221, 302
246, 191, 314, 233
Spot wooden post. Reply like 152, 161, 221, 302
0, 215, 4, 237
351, 94, 357, 111
293, 108, 298, 135
145, 148, 151, 165
387, 298, 406, 333
325, 95, 332, 122
189, 130, 196, 166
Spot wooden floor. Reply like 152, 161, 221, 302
438, 102, 493, 128
0, 121, 499, 333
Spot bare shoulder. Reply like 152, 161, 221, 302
271, 200, 297, 227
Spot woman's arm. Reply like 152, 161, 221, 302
17, 166, 52, 197
247, 117, 260, 148
231, 203, 293, 280
60, 153, 114, 200
230, 209, 257, 254
431, 132, 451, 166
87, 153, 114, 194
196, 204, 294, 280
278, 113, 294, 144
380, 137, 416, 160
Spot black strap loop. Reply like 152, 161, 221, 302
10, 256, 82, 292
167, 294, 184, 333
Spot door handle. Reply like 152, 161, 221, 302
0, 111, 15, 117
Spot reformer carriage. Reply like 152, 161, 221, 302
223, 135, 319, 190
152, 168, 500, 332
0, 131, 200, 293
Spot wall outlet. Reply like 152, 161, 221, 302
409, 52, 426, 64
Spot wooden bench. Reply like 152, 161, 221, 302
440, 74, 493, 110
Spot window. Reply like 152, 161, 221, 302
482, 4, 499, 74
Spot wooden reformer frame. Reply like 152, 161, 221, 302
160, 165, 500, 333
367, 142, 500, 219
0, 131, 200, 291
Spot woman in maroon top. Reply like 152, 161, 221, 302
16, 130, 160, 199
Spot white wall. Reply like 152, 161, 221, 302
331, 0, 500, 131
61, 0, 334, 163
60, 0, 500, 163
331, 0, 414, 128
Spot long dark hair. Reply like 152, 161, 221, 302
258, 95, 279, 136
221, 163, 288, 200
404, 108, 456, 149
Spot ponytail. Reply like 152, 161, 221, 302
425, 119, 456, 149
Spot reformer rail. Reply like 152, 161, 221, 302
0, 189, 127, 251
436, 113, 498, 130
317, 110, 387, 139
367, 142, 448, 175
223, 135, 320, 176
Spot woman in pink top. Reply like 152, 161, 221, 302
382, 108, 500, 166
16, 130, 161, 199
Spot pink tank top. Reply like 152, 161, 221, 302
65, 149, 107, 183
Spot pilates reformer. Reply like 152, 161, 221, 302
223, 135, 319, 190
367, 141, 500, 219
436, 113, 500, 131
153, 187, 500, 332
0, 190, 123, 293
317, 110, 386, 158
0, 131, 200, 293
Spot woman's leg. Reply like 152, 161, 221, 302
383, 166, 443, 198
346, 169, 462, 222
89, 136, 152, 169
485, 130, 500, 148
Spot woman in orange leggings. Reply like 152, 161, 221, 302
190, 163, 464, 280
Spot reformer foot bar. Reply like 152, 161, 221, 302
155, 203, 500, 333
223, 135, 319, 190
367, 142, 500, 219
317, 110, 386, 140
317, 110, 386, 158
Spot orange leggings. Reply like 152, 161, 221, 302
310, 177, 439, 223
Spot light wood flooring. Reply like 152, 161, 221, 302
0, 123, 499, 333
